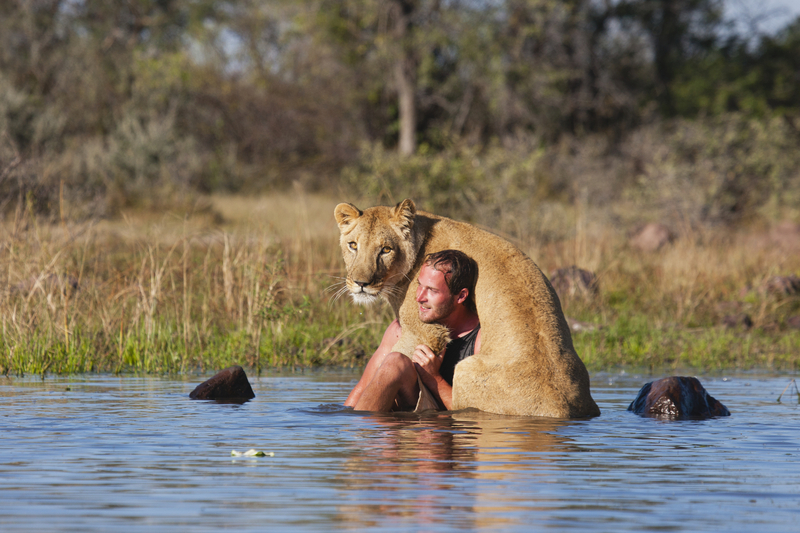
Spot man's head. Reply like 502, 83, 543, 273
415, 250, 478, 324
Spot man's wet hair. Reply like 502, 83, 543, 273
423, 249, 479, 314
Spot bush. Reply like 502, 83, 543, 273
341, 140, 576, 240
624, 114, 800, 226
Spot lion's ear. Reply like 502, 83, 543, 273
392, 199, 416, 237
334, 203, 362, 230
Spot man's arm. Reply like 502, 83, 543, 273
344, 320, 402, 407
413, 329, 481, 410
412, 344, 453, 410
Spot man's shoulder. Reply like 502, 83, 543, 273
384, 319, 402, 338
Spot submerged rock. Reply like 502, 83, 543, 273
628, 376, 730, 419
190, 365, 255, 402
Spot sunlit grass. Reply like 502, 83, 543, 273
0, 193, 391, 375
1, 192, 798, 376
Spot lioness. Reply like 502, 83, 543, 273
335, 199, 600, 418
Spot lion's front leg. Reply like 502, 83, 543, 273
391, 295, 450, 357
391, 322, 449, 358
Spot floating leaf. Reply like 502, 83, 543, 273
231, 449, 274, 457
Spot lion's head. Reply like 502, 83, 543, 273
334, 199, 418, 305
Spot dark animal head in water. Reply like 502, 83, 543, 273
628, 376, 730, 419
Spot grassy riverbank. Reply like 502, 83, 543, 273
1, 193, 799, 376
1, 194, 390, 375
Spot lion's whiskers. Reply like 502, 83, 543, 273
380, 284, 405, 300
327, 285, 351, 306
324, 275, 352, 306
324, 278, 347, 294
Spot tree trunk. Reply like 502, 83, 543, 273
395, 56, 416, 156
392, 0, 417, 156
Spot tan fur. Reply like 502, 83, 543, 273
334, 199, 600, 418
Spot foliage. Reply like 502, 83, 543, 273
2, 194, 799, 376
671, 18, 800, 117
341, 141, 555, 236
0, 202, 390, 375
2, 1, 799, 221
620, 114, 800, 226
341, 110, 800, 237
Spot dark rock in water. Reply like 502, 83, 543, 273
190, 365, 255, 402
628, 376, 730, 419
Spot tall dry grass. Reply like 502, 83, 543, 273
529, 205, 800, 370
1, 191, 798, 376
0, 192, 390, 375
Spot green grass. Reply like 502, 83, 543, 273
575, 317, 800, 373
2, 193, 799, 377
0, 198, 392, 376
0, 284, 392, 376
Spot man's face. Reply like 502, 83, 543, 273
415, 263, 456, 324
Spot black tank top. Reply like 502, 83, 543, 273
439, 325, 480, 386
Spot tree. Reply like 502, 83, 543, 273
612, 0, 725, 114
314, 0, 469, 155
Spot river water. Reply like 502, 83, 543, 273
1, 371, 799, 532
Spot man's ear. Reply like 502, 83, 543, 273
455, 288, 469, 305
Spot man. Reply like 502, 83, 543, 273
344, 249, 481, 412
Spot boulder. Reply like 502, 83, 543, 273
770, 220, 800, 250
722, 313, 753, 330
761, 275, 800, 297
190, 365, 255, 401
628, 376, 730, 419
550, 266, 598, 301
630, 223, 672, 252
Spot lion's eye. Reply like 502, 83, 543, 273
348, 242, 358, 251
381, 246, 392, 254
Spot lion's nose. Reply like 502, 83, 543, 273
354, 280, 369, 289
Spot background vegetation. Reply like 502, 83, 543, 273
2, 193, 798, 375
1, 0, 799, 375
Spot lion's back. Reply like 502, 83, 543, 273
403, 212, 599, 418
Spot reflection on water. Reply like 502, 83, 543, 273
335, 410, 574, 530
1, 372, 799, 532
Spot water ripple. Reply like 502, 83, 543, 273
1, 373, 799, 532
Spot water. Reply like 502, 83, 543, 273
1, 371, 799, 532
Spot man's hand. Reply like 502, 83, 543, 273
412, 344, 443, 385
412, 343, 453, 410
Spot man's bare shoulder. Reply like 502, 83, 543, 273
371, 319, 403, 357
385, 319, 402, 339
